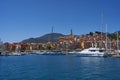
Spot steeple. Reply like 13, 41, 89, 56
70, 29, 73, 37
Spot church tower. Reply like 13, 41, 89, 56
70, 29, 73, 38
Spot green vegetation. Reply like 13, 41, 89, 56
108, 34, 117, 40
22, 33, 65, 43
21, 31, 120, 43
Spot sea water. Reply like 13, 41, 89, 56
0, 54, 120, 80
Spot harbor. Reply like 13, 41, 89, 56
0, 30, 120, 57
1, 0, 120, 80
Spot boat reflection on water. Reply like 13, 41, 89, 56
41, 50, 66, 55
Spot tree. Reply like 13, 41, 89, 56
89, 32, 93, 35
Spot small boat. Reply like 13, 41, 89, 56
75, 47, 108, 57
11, 52, 21, 56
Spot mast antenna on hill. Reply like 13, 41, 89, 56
50, 26, 54, 42
52, 26, 53, 33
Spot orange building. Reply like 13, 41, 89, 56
59, 29, 74, 50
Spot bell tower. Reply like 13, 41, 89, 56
70, 29, 73, 37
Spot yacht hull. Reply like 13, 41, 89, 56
76, 53, 106, 57
75, 47, 108, 57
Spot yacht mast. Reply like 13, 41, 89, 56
100, 13, 104, 48
117, 32, 119, 51
105, 24, 108, 51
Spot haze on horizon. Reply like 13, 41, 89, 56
0, 0, 120, 43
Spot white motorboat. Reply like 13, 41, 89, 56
76, 47, 108, 57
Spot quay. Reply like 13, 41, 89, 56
0, 50, 120, 58
111, 54, 120, 58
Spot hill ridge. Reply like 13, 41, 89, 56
21, 33, 65, 43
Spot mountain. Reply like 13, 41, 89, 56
21, 30, 120, 43
21, 33, 65, 43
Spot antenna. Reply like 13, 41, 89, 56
50, 26, 54, 42
52, 26, 53, 33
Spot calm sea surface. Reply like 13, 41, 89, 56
0, 54, 120, 80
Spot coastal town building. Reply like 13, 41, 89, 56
59, 29, 74, 51
2, 31, 120, 53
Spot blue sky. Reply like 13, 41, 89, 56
0, 0, 120, 42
